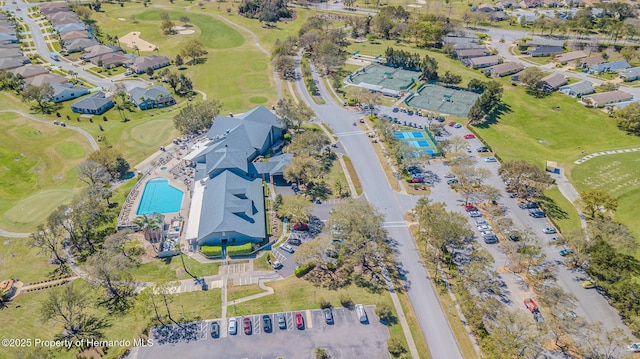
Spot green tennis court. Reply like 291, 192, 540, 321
407, 84, 480, 118
347, 64, 419, 93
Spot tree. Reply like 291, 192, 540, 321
439, 70, 462, 85
498, 160, 554, 200
87, 249, 135, 312
179, 15, 190, 26
519, 67, 546, 97
161, 18, 176, 35
134, 213, 164, 244
288, 130, 329, 156
180, 40, 207, 64
283, 154, 322, 187
619, 46, 637, 63
276, 99, 314, 130
175, 54, 184, 68
468, 79, 487, 93
146, 66, 155, 78
173, 99, 222, 135
29, 219, 67, 267
387, 337, 406, 357
375, 302, 395, 323
484, 309, 544, 359
166, 72, 180, 93
276, 194, 313, 224
441, 135, 468, 155
41, 285, 109, 343
76, 159, 112, 186
273, 54, 296, 80
588, 217, 637, 255
315, 348, 330, 359
22, 84, 55, 113
614, 102, 640, 135
598, 81, 618, 92
420, 54, 438, 81
89, 147, 130, 180
578, 189, 618, 219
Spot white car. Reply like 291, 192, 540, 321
468, 211, 482, 218
477, 224, 491, 231
542, 227, 557, 234
480, 230, 495, 237
280, 244, 295, 254
484, 157, 497, 163
228, 317, 237, 335
628, 343, 640, 352
475, 219, 488, 226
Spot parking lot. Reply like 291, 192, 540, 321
137, 306, 390, 359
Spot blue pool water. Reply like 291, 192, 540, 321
136, 178, 184, 215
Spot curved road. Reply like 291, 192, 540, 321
293, 58, 464, 358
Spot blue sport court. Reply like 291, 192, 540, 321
394, 131, 441, 157
136, 178, 184, 215
394, 131, 425, 139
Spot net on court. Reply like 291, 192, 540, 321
347, 64, 419, 93
406, 84, 480, 118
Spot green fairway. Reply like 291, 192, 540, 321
0, 236, 56, 283
0, 112, 92, 231
571, 152, 640, 254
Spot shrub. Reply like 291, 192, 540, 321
315, 348, 329, 359
200, 245, 222, 257
387, 337, 406, 357
376, 303, 395, 323
318, 297, 332, 309
226, 243, 253, 256
339, 294, 353, 308
294, 262, 315, 277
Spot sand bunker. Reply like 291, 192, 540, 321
119, 31, 157, 51
118, 17, 126, 21
172, 25, 196, 35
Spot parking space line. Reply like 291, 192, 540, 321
305, 310, 312, 329
286, 312, 294, 331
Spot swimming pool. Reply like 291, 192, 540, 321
136, 178, 184, 215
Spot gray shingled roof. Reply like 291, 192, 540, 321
71, 91, 113, 111
559, 81, 593, 95
540, 73, 567, 89
204, 147, 249, 176
129, 85, 172, 106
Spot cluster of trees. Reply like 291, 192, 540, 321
22, 84, 60, 114
498, 160, 555, 200
160, 12, 177, 35
614, 102, 640, 136
158, 69, 193, 97
272, 36, 297, 80
238, 0, 292, 23
370, 6, 410, 40
298, 17, 349, 75
294, 200, 396, 290
275, 98, 314, 131
518, 67, 549, 98
439, 70, 462, 86
173, 99, 222, 135
467, 80, 503, 125
0, 70, 25, 94
384, 47, 422, 70
180, 40, 207, 65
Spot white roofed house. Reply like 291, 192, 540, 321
620, 67, 640, 82
51, 83, 89, 103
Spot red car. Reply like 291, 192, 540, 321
295, 313, 304, 329
293, 223, 309, 231
410, 177, 424, 183
243, 317, 252, 335
465, 205, 478, 212
463, 134, 475, 139
448, 121, 457, 127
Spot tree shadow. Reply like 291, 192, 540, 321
473, 102, 513, 129
538, 195, 569, 220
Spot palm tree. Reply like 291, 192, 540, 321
134, 213, 164, 248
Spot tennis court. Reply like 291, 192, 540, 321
394, 130, 441, 158
406, 84, 480, 118
347, 64, 419, 95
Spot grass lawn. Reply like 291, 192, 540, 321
0, 280, 222, 359
94, 4, 278, 113
571, 152, 640, 255
540, 187, 582, 235
342, 156, 363, 195
253, 252, 274, 271
227, 284, 266, 302
0, 236, 57, 283
128, 256, 220, 282
0, 111, 93, 231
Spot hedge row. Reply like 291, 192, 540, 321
295, 262, 315, 277
227, 243, 253, 256
200, 245, 222, 257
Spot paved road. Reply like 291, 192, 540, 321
294, 59, 464, 359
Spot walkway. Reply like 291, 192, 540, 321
574, 147, 640, 164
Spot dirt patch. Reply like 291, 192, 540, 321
119, 31, 157, 51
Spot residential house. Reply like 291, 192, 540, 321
526, 38, 564, 47
454, 48, 491, 60
0, 57, 29, 71
538, 73, 567, 92
9, 64, 48, 79
82, 44, 117, 60
606, 99, 640, 111
482, 62, 524, 77
55, 23, 87, 34
588, 60, 630, 74
0, 26, 15, 33
520, 0, 542, 7
558, 81, 594, 97
51, 83, 89, 103
64, 38, 100, 53
579, 55, 605, 68
555, 50, 587, 65
619, 67, 640, 82
0, 33, 18, 43
0, 48, 23, 58
462, 55, 502, 69
129, 85, 176, 110
91, 51, 129, 68
0, 41, 20, 49
530, 46, 564, 57
128, 56, 171, 74
24, 73, 68, 87
477, 4, 497, 11
60, 30, 91, 42
49, 14, 80, 26
488, 11, 508, 21
581, 91, 633, 108
71, 92, 114, 115
442, 36, 484, 50
184, 106, 287, 247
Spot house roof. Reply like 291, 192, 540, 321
468, 55, 502, 65
83, 44, 117, 59
60, 30, 90, 41
249, 153, 293, 176
0, 33, 17, 42
204, 147, 249, 177
24, 73, 68, 86
9, 64, 48, 78
456, 48, 490, 57
71, 91, 112, 111
51, 83, 88, 98
559, 80, 593, 94
129, 85, 172, 105
583, 91, 632, 104
50, 16, 82, 27
0, 57, 27, 70
64, 38, 99, 51
526, 38, 564, 47
92, 51, 128, 66
55, 23, 86, 33
195, 170, 265, 241
441, 36, 484, 50
0, 48, 23, 58
590, 60, 631, 73
129, 56, 170, 72
620, 67, 640, 78
530, 46, 563, 55
48, 11, 78, 21
486, 62, 524, 74
540, 73, 567, 89
580, 55, 605, 66
555, 50, 587, 63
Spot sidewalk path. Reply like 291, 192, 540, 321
574, 147, 640, 164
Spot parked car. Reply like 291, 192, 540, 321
293, 222, 309, 231
211, 321, 220, 338
323, 308, 334, 324
477, 224, 491, 231
476, 146, 489, 152
411, 177, 425, 183
542, 227, 557, 234
463, 134, 475, 139
529, 211, 546, 218
475, 219, 488, 225
270, 260, 283, 269
454, 123, 462, 128
296, 313, 304, 329
483, 234, 499, 244
465, 205, 478, 212
228, 317, 237, 335
509, 234, 520, 241
277, 313, 286, 329
559, 248, 574, 256
280, 244, 295, 254
581, 281, 596, 289
243, 317, 252, 335
484, 157, 497, 163
392, 107, 399, 113
627, 343, 640, 352
468, 211, 482, 218
519, 202, 539, 209
288, 238, 302, 246
447, 179, 459, 185
263, 315, 272, 333
448, 121, 457, 127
